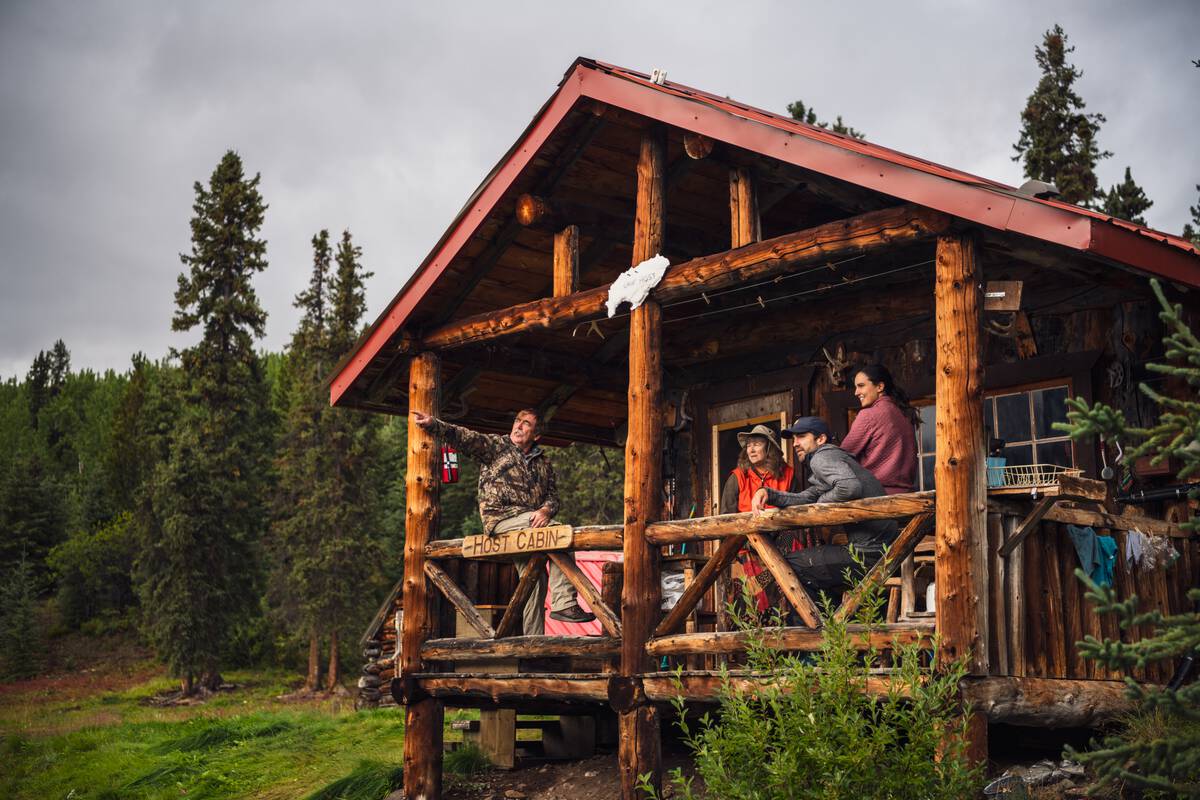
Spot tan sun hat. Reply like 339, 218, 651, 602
736, 424, 783, 454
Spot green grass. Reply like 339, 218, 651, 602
0, 668, 415, 800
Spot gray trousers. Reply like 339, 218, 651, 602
784, 544, 884, 603
493, 511, 578, 636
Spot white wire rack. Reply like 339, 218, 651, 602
988, 463, 1082, 488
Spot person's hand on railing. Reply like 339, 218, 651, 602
751, 487, 770, 514
529, 505, 553, 528
411, 411, 434, 428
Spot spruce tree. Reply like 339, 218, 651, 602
135, 151, 272, 695
787, 100, 865, 139
320, 229, 380, 690
269, 229, 334, 692
1184, 184, 1200, 246
1013, 24, 1111, 206
1057, 279, 1200, 793
25, 351, 50, 423
48, 340, 70, 391
269, 229, 380, 692
1101, 166, 1153, 224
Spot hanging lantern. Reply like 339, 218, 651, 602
441, 445, 459, 484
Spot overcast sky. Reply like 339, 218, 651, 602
1, 0, 1197, 380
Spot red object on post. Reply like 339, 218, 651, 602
441, 445, 459, 483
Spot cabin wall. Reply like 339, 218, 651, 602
995, 515, 1198, 683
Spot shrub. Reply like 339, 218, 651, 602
651, 582, 983, 799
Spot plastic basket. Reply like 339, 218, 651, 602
991, 463, 1082, 488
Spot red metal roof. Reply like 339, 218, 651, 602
331, 57, 1200, 408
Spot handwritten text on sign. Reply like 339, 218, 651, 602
460, 524, 573, 558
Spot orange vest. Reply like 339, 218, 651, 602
733, 464, 795, 512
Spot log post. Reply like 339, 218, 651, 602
553, 224, 580, 297
618, 126, 666, 800
401, 352, 444, 800
729, 166, 761, 248
934, 234, 989, 764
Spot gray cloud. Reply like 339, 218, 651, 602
2, 0, 1197, 378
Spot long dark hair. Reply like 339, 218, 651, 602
856, 364, 919, 426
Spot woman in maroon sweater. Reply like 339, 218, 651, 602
841, 364, 919, 494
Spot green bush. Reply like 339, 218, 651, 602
651, 583, 983, 800
47, 511, 137, 628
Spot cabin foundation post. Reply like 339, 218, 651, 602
618, 126, 666, 800
401, 352, 444, 800
934, 234, 989, 764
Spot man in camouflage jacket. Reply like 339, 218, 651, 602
412, 408, 595, 634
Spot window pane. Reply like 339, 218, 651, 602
984, 397, 995, 441
1033, 386, 1070, 439
995, 393, 1031, 443
921, 455, 936, 490
1038, 440, 1074, 469
1001, 444, 1033, 467
918, 405, 936, 453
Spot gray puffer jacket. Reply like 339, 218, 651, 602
764, 443, 897, 549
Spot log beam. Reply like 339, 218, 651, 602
420, 204, 951, 350
646, 623, 934, 656
747, 531, 822, 628
642, 672, 913, 703
934, 233, 988, 764
401, 352, 444, 800
417, 673, 611, 704
834, 513, 933, 622
620, 126, 666, 800
425, 525, 623, 559
645, 492, 934, 545
493, 554, 548, 639
654, 533, 745, 637
962, 677, 1136, 728
422, 635, 620, 662
424, 561, 494, 639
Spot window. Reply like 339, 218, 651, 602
914, 384, 1074, 490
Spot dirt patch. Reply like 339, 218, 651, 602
444, 753, 701, 800
0, 629, 155, 704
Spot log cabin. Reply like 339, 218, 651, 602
329, 59, 1200, 799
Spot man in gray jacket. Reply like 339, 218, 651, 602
751, 416, 896, 603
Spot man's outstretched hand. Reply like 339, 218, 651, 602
411, 411, 434, 428
751, 487, 771, 514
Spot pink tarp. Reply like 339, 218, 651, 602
542, 551, 621, 636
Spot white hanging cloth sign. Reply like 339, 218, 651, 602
605, 254, 670, 318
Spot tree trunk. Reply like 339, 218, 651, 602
325, 629, 340, 692
305, 628, 320, 692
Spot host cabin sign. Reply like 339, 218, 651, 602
460, 524, 574, 558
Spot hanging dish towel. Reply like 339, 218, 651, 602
1067, 524, 1117, 587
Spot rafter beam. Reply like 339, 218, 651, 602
418, 204, 951, 351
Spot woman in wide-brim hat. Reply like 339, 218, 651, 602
720, 424, 806, 616
720, 424, 796, 515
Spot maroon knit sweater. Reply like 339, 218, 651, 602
840, 395, 918, 494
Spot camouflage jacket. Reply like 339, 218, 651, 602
430, 418, 559, 534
